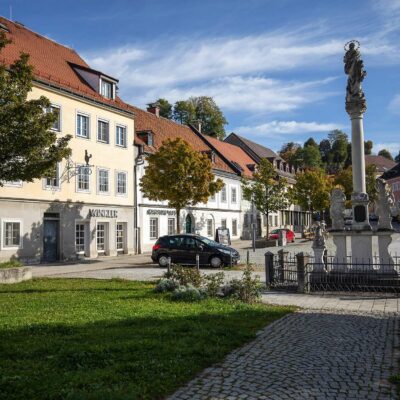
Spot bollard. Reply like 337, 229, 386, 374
296, 252, 310, 293
246, 250, 250, 265
167, 256, 171, 276
196, 254, 200, 271
264, 251, 274, 288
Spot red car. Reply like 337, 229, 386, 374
269, 228, 295, 243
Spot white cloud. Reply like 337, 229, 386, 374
234, 120, 343, 137
374, 142, 400, 156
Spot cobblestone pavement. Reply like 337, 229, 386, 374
169, 310, 400, 400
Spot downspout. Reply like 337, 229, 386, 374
134, 145, 145, 254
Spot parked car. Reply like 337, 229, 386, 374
151, 234, 240, 268
268, 228, 295, 243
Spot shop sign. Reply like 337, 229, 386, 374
146, 209, 176, 216
89, 209, 118, 218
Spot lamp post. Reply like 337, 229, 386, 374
251, 197, 256, 252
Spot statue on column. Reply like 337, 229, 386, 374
330, 188, 346, 230
375, 177, 394, 230
344, 41, 367, 114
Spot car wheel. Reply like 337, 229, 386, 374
158, 254, 169, 268
210, 256, 222, 268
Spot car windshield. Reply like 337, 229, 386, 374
198, 236, 220, 247
270, 229, 279, 234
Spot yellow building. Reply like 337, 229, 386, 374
0, 17, 135, 262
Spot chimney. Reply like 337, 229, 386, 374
147, 102, 160, 117
194, 119, 202, 133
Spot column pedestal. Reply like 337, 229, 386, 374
312, 246, 326, 272
330, 231, 348, 272
350, 230, 373, 270
376, 231, 397, 274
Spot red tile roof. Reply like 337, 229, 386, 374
200, 134, 255, 178
0, 17, 132, 113
365, 155, 397, 173
129, 105, 236, 174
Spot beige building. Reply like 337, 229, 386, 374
0, 18, 135, 262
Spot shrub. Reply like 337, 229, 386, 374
171, 284, 207, 302
154, 278, 179, 293
0, 260, 23, 269
165, 265, 203, 288
226, 266, 262, 303
203, 272, 225, 297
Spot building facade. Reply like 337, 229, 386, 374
0, 18, 135, 263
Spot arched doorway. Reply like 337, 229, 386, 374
185, 214, 194, 233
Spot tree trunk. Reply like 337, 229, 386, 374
176, 208, 181, 233
266, 211, 270, 239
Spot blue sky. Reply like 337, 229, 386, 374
2, 0, 400, 155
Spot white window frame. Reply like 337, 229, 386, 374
232, 219, 238, 236
231, 187, 237, 204
149, 217, 159, 240
3, 181, 22, 187
221, 185, 227, 202
100, 78, 114, 99
43, 163, 61, 191
76, 164, 91, 193
96, 222, 106, 253
97, 167, 110, 195
1, 218, 23, 250
115, 124, 127, 148
76, 111, 90, 139
97, 118, 110, 144
75, 222, 86, 254
48, 104, 61, 132
115, 170, 128, 196
116, 222, 125, 251
221, 219, 227, 229
167, 218, 175, 235
207, 219, 213, 237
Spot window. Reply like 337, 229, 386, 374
77, 166, 90, 191
116, 125, 127, 147
231, 187, 237, 203
168, 218, 175, 235
45, 164, 60, 189
232, 219, 237, 236
77, 113, 89, 138
243, 214, 248, 227
269, 215, 273, 226
116, 171, 127, 195
150, 218, 158, 239
3, 221, 21, 248
116, 223, 124, 251
221, 186, 227, 202
3, 180, 22, 187
221, 219, 227, 229
275, 215, 278, 226
97, 119, 109, 143
98, 169, 109, 193
48, 105, 61, 131
100, 79, 113, 99
210, 193, 216, 201
147, 132, 153, 146
75, 223, 85, 253
97, 223, 106, 252
207, 219, 213, 237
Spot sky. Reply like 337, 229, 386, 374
2, 0, 400, 155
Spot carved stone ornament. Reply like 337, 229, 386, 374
375, 177, 394, 230
330, 188, 346, 230
312, 222, 326, 249
344, 41, 367, 115
351, 192, 369, 202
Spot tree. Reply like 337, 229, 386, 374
304, 137, 318, 148
0, 31, 71, 184
155, 98, 173, 119
334, 164, 378, 205
140, 138, 224, 232
302, 144, 322, 169
319, 139, 331, 164
173, 96, 227, 139
242, 158, 288, 238
327, 129, 349, 172
364, 140, 373, 155
289, 168, 332, 219
378, 149, 393, 160
279, 142, 301, 164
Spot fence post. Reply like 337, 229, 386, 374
246, 250, 250, 265
167, 256, 171, 276
278, 249, 288, 282
264, 251, 274, 288
296, 252, 310, 293
196, 254, 200, 271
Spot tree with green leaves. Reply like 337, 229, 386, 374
242, 158, 288, 238
155, 98, 173, 119
327, 129, 349, 172
0, 31, 71, 184
364, 140, 373, 155
334, 164, 378, 205
140, 138, 224, 232
302, 143, 322, 169
279, 142, 301, 164
378, 149, 393, 160
319, 139, 331, 165
172, 96, 227, 139
289, 168, 332, 218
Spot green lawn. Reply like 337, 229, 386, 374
0, 278, 293, 400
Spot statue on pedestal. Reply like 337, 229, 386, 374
330, 188, 346, 230
375, 177, 394, 231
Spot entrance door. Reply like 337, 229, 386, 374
43, 219, 59, 262
185, 214, 193, 234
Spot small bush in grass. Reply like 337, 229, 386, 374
154, 278, 179, 293
171, 284, 207, 302
0, 260, 23, 269
203, 272, 225, 297
165, 265, 203, 287
226, 265, 262, 303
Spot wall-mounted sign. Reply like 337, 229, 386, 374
89, 209, 118, 218
147, 209, 176, 216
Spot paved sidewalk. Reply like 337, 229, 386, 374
169, 310, 399, 400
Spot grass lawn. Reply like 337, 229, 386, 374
0, 278, 293, 400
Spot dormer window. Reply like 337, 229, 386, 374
100, 78, 114, 99
137, 131, 154, 146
